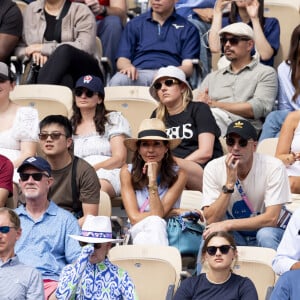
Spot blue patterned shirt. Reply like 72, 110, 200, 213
15, 201, 82, 281
56, 245, 138, 300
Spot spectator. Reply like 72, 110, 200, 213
56, 215, 138, 299
81, 0, 127, 74
197, 22, 277, 135
0, 0, 23, 64
209, 0, 279, 67
15, 156, 81, 300
121, 118, 187, 245
275, 111, 300, 193
109, 0, 200, 86
0, 207, 44, 299
201, 119, 290, 251
39, 115, 100, 227
71, 75, 130, 199
0, 155, 13, 207
259, 24, 300, 142
0, 62, 38, 206
174, 231, 258, 300
150, 66, 223, 191
15, 0, 103, 88
175, 0, 217, 78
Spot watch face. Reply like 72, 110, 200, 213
222, 185, 234, 193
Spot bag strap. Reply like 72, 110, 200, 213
53, 0, 71, 43
235, 179, 254, 213
72, 156, 81, 213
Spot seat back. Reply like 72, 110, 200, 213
105, 86, 158, 137
234, 246, 278, 300
264, 3, 300, 68
256, 137, 278, 156
180, 190, 203, 211
108, 244, 182, 300
10, 84, 73, 119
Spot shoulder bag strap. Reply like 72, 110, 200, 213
53, 0, 71, 43
235, 179, 254, 213
72, 156, 81, 213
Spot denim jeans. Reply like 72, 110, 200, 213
196, 226, 284, 275
259, 110, 289, 142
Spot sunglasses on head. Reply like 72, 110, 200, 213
206, 245, 234, 256
38, 132, 66, 141
75, 88, 97, 98
79, 241, 102, 249
153, 79, 180, 90
19, 173, 49, 182
220, 36, 250, 47
0, 226, 17, 234
226, 136, 250, 148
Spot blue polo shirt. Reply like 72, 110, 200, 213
222, 16, 280, 66
116, 9, 200, 69
15, 201, 81, 281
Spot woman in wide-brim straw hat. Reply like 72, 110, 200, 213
121, 118, 187, 245
56, 215, 138, 299
149, 65, 223, 192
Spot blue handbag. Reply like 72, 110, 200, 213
167, 212, 204, 255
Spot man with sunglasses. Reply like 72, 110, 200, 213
201, 120, 290, 252
197, 22, 277, 136
38, 115, 100, 227
14, 156, 81, 300
0, 207, 44, 299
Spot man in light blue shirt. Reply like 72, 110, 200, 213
0, 207, 44, 300
14, 156, 81, 300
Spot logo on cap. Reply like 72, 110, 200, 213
26, 157, 37, 163
83, 75, 92, 83
233, 121, 244, 129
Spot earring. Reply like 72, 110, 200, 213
164, 152, 169, 159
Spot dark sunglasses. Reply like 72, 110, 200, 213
38, 132, 66, 141
226, 137, 250, 148
75, 88, 97, 98
19, 173, 49, 182
206, 245, 234, 256
220, 36, 250, 46
0, 226, 17, 234
79, 241, 102, 249
153, 79, 180, 90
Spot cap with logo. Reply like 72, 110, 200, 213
226, 119, 258, 141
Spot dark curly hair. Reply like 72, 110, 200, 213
131, 140, 178, 190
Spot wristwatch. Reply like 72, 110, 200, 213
222, 185, 234, 194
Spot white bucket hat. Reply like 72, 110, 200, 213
124, 118, 181, 152
69, 215, 123, 244
149, 66, 193, 101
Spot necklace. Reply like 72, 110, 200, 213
206, 272, 232, 285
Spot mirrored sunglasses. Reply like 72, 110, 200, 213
38, 132, 66, 141
206, 245, 234, 256
153, 79, 180, 90
75, 88, 97, 98
19, 173, 49, 182
0, 226, 17, 234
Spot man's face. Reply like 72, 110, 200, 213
39, 124, 72, 157
220, 34, 253, 62
150, 0, 176, 14
0, 212, 21, 258
18, 166, 52, 200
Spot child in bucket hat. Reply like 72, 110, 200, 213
56, 215, 138, 299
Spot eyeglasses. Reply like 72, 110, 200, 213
0, 226, 17, 234
75, 88, 97, 98
153, 79, 180, 90
226, 137, 251, 148
38, 132, 66, 141
220, 36, 250, 47
19, 173, 49, 182
206, 245, 234, 256
79, 242, 102, 249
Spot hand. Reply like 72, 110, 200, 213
193, 8, 213, 23
246, 0, 259, 20
84, 0, 101, 15
225, 153, 238, 185
81, 244, 95, 256
214, 0, 232, 14
197, 88, 212, 105
25, 44, 43, 57
119, 65, 138, 81
143, 162, 158, 184
203, 220, 230, 239
31, 52, 48, 67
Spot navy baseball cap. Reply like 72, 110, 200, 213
75, 75, 105, 98
17, 156, 52, 176
226, 119, 258, 141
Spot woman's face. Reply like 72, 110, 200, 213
204, 236, 237, 271
138, 140, 168, 163
74, 87, 102, 110
154, 77, 185, 108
